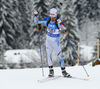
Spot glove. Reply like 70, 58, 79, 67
34, 9, 38, 16
57, 19, 62, 24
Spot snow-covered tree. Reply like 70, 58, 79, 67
48, 0, 61, 11
0, 0, 34, 49
73, 0, 100, 29
0, 0, 16, 48
16, 0, 32, 49
18, 0, 31, 33
87, 0, 100, 21
10, 0, 22, 49
73, 0, 86, 29
60, 1, 80, 66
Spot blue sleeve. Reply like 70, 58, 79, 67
34, 16, 50, 24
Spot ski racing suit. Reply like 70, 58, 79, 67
34, 16, 66, 68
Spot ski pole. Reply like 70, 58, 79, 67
36, 18, 44, 76
62, 27, 89, 77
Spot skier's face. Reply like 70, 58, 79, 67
51, 17, 56, 22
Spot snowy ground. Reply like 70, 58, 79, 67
0, 65, 100, 89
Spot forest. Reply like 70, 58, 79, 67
0, 0, 100, 68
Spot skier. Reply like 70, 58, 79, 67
34, 8, 71, 77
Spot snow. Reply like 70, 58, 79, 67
0, 65, 100, 89
1, 46, 99, 89
80, 45, 94, 61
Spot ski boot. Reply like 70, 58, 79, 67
61, 67, 72, 78
48, 66, 54, 77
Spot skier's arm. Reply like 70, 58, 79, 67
57, 19, 67, 30
34, 16, 48, 24
34, 9, 48, 24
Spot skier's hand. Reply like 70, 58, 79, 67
57, 19, 62, 24
34, 9, 38, 16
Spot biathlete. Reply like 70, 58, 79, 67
34, 8, 71, 77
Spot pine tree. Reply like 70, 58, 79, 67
0, 0, 15, 48
17, 0, 32, 49
73, 0, 86, 29
0, 0, 33, 49
11, 0, 22, 49
87, 0, 100, 21
73, 0, 100, 29
61, 1, 80, 66
18, 0, 31, 33
48, 0, 61, 10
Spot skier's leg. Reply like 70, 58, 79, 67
46, 40, 53, 67
46, 40, 54, 77
52, 40, 65, 68
52, 40, 71, 77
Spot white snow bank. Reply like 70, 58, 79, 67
4, 49, 40, 63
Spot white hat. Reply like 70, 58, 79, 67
50, 8, 57, 17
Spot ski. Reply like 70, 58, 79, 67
64, 76, 89, 81
38, 75, 89, 83
71, 76, 89, 81
38, 75, 61, 83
